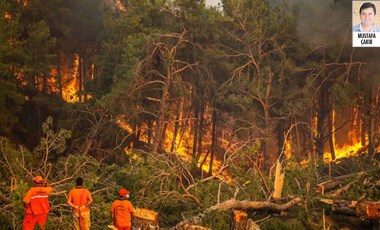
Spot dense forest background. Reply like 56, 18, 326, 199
1, 0, 380, 229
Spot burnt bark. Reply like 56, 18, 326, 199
170, 99, 182, 152
328, 109, 336, 160
316, 83, 330, 156
196, 99, 205, 163
367, 86, 375, 156
192, 100, 199, 159
208, 106, 217, 176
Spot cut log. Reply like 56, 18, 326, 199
231, 210, 248, 230
356, 201, 380, 220
319, 199, 380, 220
133, 208, 159, 229
332, 200, 358, 216
230, 210, 262, 230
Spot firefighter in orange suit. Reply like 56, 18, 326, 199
23, 175, 53, 230
110, 188, 135, 230
67, 177, 93, 230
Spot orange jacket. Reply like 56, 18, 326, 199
23, 185, 53, 215
110, 199, 134, 227
67, 187, 92, 213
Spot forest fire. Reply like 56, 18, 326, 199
324, 141, 364, 162
62, 54, 80, 103
116, 116, 223, 177
323, 118, 366, 163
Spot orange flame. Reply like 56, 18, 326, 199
323, 108, 365, 162
62, 54, 80, 103
115, 0, 126, 11
116, 110, 227, 181
5, 12, 12, 20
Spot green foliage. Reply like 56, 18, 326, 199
0, 2, 25, 138
22, 20, 56, 81
202, 210, 231, 229
0, 137, 33, 228
0, 78, 24, 136
260, 218, 305, 230
282, 157, 326, 229
34, 116, 71, 170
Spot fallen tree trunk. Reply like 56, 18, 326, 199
272, 160, 285, 200
332, 200, 358, 216
319, 199, 380, 220
319, 199, 357, 216
171, 197, 302, 229
316, 172, 365, 194
327, 182, 354, 197
316, 180, 343, 194
209, 197, 302, 212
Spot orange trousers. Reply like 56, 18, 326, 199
72, 211, 91, 230
23, 213, 48, 230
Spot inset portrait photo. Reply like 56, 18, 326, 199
352, 1, 380, 47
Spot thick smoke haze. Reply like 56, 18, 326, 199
295, 0, 352, 45
295, 0, 380, 79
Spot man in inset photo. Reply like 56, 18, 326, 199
353, 2, 380, 32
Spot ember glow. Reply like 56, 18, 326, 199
4, 12, 12, 20
115, 0, 126, 11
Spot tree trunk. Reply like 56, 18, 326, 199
272, 160, 284, 200
316, 83, 329, 156
57, 52, 63, 97
316, 172, 364, 194
196, 99, 205, 163
152, 60, 172, 153
171, 98, 182, 152
231, 210, 248, 230
78, 54, 83, 102
192, 101, 199, 159
209, 197, 302, 212
367, 86, 375, 156
208, 106, 217, 176
147, 120, 153, 146
328, 109, 336, 160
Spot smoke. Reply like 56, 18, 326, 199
293, 0, 352, 45
292, 0, 380, 83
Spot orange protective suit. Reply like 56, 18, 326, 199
22, 185, 53, 230
111, 199, 134, 230
67, 187, 93, 230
